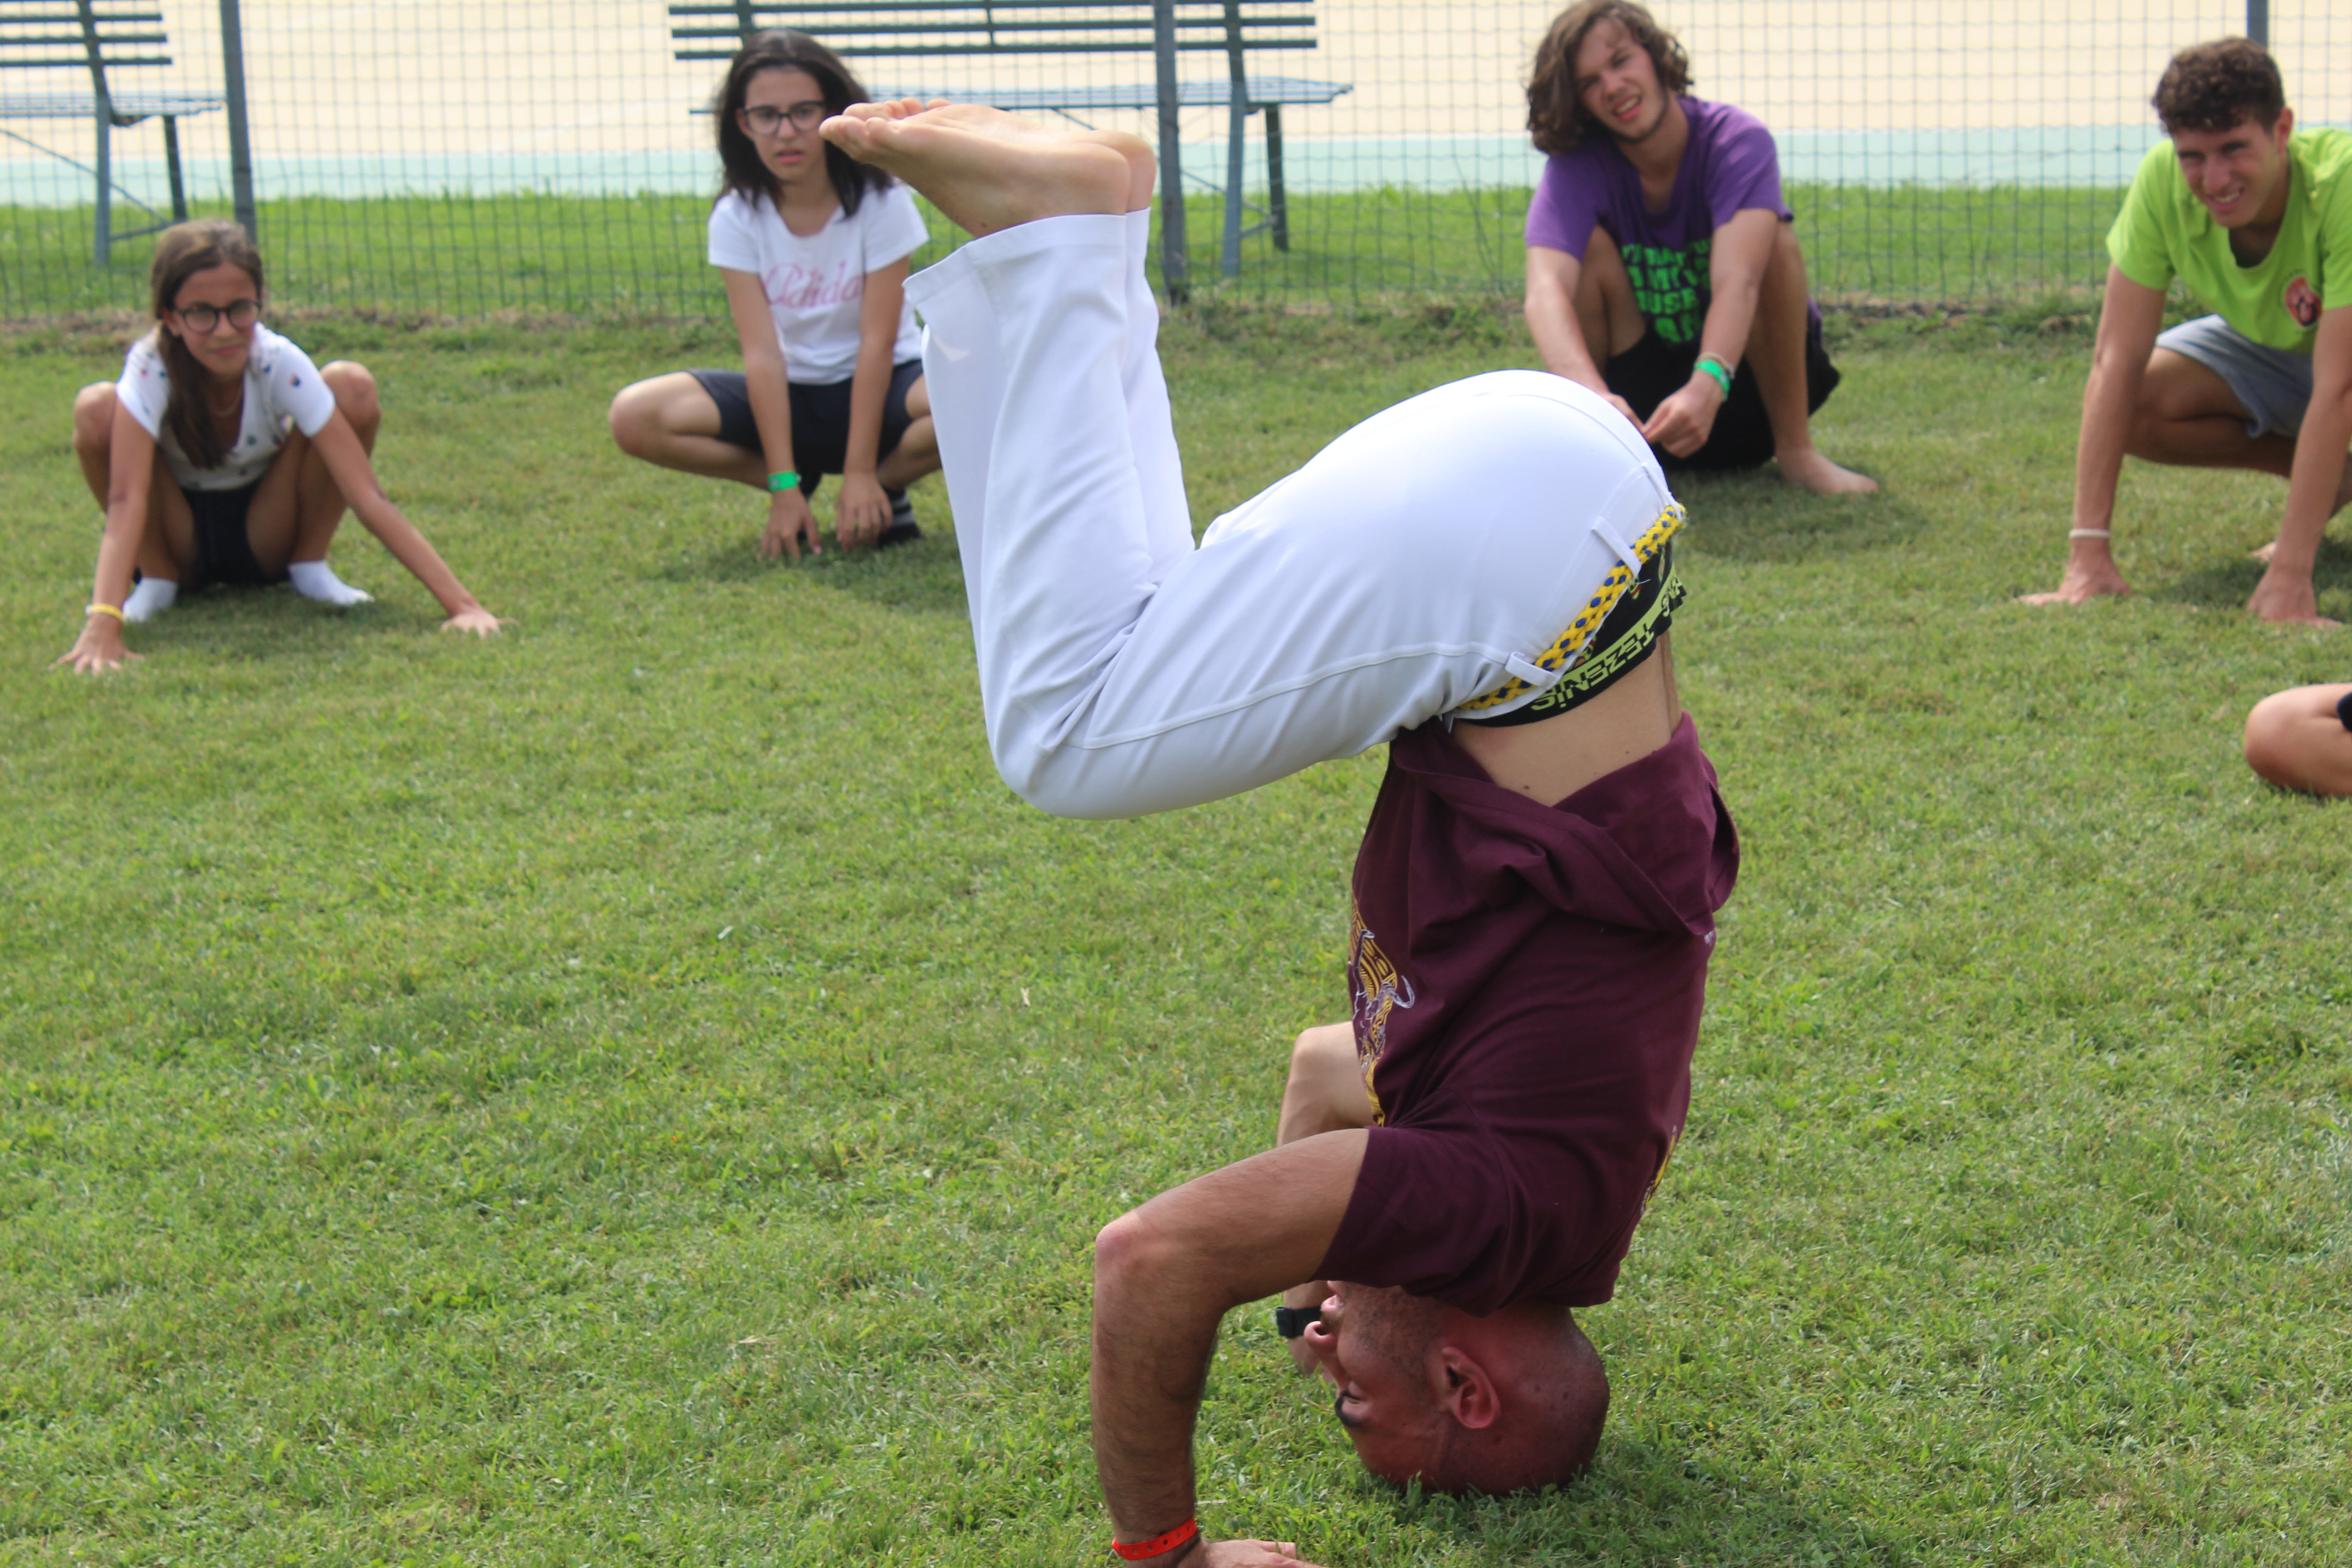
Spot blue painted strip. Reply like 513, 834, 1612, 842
8, 125, 2340, 207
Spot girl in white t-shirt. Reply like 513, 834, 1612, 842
59, 220, 506, 673
608, 30, 940, 562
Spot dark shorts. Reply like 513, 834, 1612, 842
687, 360, 924, 495
1604, 314, 1841, 472
181, 481, 281, 588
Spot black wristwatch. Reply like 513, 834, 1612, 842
1274, 1304, 1320, 1338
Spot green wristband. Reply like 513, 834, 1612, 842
1695, 355, 1734, 397
768, 471, 800, 493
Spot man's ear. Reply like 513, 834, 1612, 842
1434, 1345, 1501, 1430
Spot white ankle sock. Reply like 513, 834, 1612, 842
286, 559, 372, 606
122, 577, 179, 622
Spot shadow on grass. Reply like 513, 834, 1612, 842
2155, 535, 2352, 614
661, 529, 971, 617
122, 585, 439, 657
1387, 1436, 1916, 1564
1673, 468, 1929, 566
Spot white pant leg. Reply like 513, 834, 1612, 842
913, 217, 1677, 821
1120, 206, 1193, 580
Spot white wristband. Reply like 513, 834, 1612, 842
2068, 528, 2112, 540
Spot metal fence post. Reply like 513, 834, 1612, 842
2245, 0, 2266, 45
1154, 0, 1188, 302
217, 0, 256, 239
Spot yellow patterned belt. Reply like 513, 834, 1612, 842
1456, 500, 1686, 716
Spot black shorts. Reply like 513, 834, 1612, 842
182, 480, 280, 588
1603, 315, 1841, 473
688, 360, 924, 495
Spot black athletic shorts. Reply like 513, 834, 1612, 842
184, 480, 279, 587
687, 359, 923, 495
1603, 315, 1841, 473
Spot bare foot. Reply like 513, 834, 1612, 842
1776, 446, 1880, 495
821, 100, 1142, 236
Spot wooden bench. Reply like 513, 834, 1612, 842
0, 0, 223, 264
668, 1, 1351, 293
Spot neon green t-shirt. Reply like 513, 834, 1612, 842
2107, 126, 2352, 354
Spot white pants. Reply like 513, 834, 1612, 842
908, 211, 1679, 820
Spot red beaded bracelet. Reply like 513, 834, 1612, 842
1111, 1518, 1200, 1561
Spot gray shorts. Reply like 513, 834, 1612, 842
2156, 314, 2313, 438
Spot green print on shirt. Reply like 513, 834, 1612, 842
1622, 237, 1709, 346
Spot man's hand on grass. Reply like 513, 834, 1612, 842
2019, 550, 2131, 607
2247, 566, 2342, 627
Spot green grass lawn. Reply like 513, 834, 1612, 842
1, 182, 2125, 321
2, 307, 2346, 1566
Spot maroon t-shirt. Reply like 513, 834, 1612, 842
1315, 713, 1739, 1314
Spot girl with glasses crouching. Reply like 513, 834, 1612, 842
608, 29, 940, 562
59, 219, 507, 673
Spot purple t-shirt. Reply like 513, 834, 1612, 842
1316, 714, 1740, 1314
1524, 98, 1790, 348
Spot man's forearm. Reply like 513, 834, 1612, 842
1089, 1135, 1365, 1546
1091, 1250, 1221, 1543
2071, 358, 2138, 534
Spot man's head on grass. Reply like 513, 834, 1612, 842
1302, 1283, 1609, 1494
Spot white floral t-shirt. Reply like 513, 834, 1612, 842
115, 322, 340, 491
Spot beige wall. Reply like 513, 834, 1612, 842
12, 1, 2348, 169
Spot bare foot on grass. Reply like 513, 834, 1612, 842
822, 100, 1145, 236
1776, 446, 1880, 495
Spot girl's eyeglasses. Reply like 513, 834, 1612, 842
739, 103, 828, 137
173, 299, 262, 332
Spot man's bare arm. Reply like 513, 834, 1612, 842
2248, 301, 2352, 626
1092, 1132, 1365, 1564
1642, 208, 1777, 458
2024, 266, 2166, 606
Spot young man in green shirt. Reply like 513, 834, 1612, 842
2024, 38, 2352, 626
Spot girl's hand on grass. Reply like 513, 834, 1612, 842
441, 606, 511, 637
761, 488, 822, 563
54, 617, 137, 674
834, 472, 891, 550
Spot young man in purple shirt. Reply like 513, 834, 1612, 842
1522, 0, 1875, 494
823, 99, 1740, 1566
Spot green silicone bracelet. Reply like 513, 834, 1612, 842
768, 471, 800, 493
1695, 355, 1733, 397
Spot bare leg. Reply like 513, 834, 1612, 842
609, 372, 769, 487
876, 376, 940, 493
72, 382, 115, 505
2245, 684, 2352, 794
1273, 1022, 1372, 1374
1573, 227, 1646, 362
1748, 222, 1877, 495
240, 360, 378, 575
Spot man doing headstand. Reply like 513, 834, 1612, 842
823, 103, 1739, 1567
1521, 0, 1874, 494
2024, 38, 2352, 627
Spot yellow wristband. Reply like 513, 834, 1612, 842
85, 602, 126, 622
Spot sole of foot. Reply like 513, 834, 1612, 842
822, 101, 1144, 235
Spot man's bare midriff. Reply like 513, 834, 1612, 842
1450, 633, 1681, 808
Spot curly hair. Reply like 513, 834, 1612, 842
1526, 0, 1693, 157
2151, 37, 2285, 135
711, 29, 892, 215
